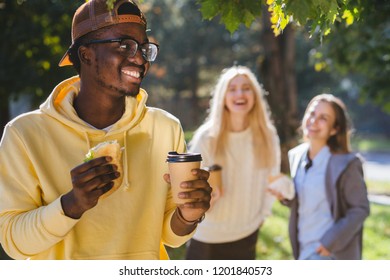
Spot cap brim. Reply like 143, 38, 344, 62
58, 50, 72, 67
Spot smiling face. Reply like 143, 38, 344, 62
303, 100, 338, 145
224, 74, 255, 117
80, 23, 150, 97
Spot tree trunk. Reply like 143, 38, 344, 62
189, 57, 200, 131
0, 95, 9, 139
258, 7, 300, 173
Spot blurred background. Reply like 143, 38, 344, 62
0, 0, 389, 260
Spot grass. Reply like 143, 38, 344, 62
255, 201, 292, 259
367, 180, 390, 195
166, 179, 390, 260
362, 203, 390, 259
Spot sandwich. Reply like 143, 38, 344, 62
85, 140, 123, 199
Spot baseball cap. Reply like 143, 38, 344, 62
59, 0, 147, 67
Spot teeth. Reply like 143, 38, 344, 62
234, 100, 246, 105
122, 70, 140, 78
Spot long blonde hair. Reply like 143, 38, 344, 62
190, 65, 279, 169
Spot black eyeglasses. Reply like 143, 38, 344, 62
85, 38, 159, 62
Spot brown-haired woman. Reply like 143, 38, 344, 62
270, 93, 370, 260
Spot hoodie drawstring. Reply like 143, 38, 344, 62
84, 132, 92, 152
122, 131, 130, 191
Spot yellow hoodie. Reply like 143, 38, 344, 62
0, 76, 192, 259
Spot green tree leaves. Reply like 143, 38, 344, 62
197, 0, 361, 38
198, 0, 262, 33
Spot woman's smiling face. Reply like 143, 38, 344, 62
303, 100, 338, 144
224, 74, 255, 116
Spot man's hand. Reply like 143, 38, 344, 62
61, 156, 120, 219
164, 168, 212, 235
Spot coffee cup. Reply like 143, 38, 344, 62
166, 151, 202, 205
207, 164, 223, 193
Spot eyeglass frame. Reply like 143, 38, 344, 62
84, 37, 159, 62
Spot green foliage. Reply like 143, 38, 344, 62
106, 0, 115, 10
184, 131, 194, 144
309, 0, 390, 112
352, 134, 390, 153
106, 0, 145, 10
198, 0, 262, 33
0, 0, 79, 108
197, 0, 360, 38
196, 0, 390, 120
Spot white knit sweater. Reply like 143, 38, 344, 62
189, 128, 280, 243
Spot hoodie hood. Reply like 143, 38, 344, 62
40, 75, 149, 191
40, 75, 148, 136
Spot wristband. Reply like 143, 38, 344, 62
176, 208, 205, 226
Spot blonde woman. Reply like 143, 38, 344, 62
185, 65, 293, 259
271, 94, 370, 259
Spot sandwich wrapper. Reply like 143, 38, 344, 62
85, 140, 123, 199
268, 174, 295, 200
262, 174, 295, 217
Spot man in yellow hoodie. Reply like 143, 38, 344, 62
0, 0, 211, 260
